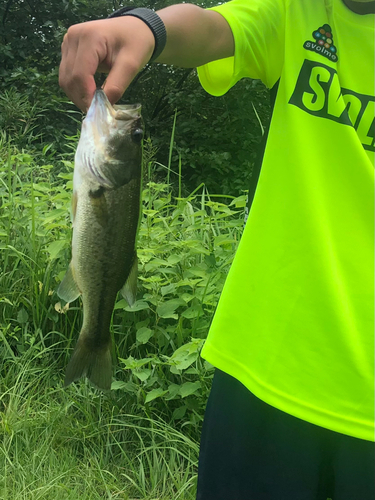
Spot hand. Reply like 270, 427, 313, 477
59, 17, 155, 111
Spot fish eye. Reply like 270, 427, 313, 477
132, 128, 144, 143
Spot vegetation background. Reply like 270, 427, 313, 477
0, 0, 270, 498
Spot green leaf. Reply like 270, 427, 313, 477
229, 194, 247, 207
136, 327, 153, 344
119, 356, 154, 370
168, 338, 205, 371
57, 172, 73, 180
133, 369, 151, 382
172, 338, 205, 357
185, 367, 198, 375
179, 293, 194, 303
172, 405, 187, 420
17, 308, 29, 324
111, 380, 139, 393
114, 299, 149, 311
179, 381, 201, 398
160, 283, 176, 296
32, 182, 51, 193
145, 258, 168, 272
156, 298, 186, 319
166, 383, 181, 400
113, 299, 127, 310
204, 254, 216, 268
111, 381, 128, 390
181, 304, 203, 319
125, 300, 150, 312
47, 239, 68, 260
42, 209, 68, 225
145, 388, 167, 404
167, 254, 182, 265
214, 234, 236, 247
170, 353, 197, 373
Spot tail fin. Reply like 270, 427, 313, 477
64, 337, 112, 391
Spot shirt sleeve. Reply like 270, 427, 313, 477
197, 0, 287, 95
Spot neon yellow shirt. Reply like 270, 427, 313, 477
197, 0, 374, 441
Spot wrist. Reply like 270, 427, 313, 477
108, 7, 167, 63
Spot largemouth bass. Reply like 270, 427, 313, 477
58, 89, 143, 391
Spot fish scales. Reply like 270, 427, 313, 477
58, 90, 143, 391
74, 177, 140, 342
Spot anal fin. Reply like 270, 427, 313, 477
120, 254, 138, 307
57, 262, 81, 303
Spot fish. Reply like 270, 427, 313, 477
57, 89, 143, 391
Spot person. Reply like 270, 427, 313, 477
59, 1, 375, 498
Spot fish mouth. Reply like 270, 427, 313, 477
86, 90, 141, 122
114, 103, 141, 111
85, 89, 113, 122
76, 89, 143, 189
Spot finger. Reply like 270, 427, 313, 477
60, 57, 96, 112
61, 33, 69, 58
71, 75, 97, 112
59, 33, 73, 93
68, 38, 104, 111
103, 52, 144, 105
59, 23, 103, 111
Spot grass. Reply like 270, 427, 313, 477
0, 78, 248, 494
0, 342, 198, 500
0, 137, 245, 498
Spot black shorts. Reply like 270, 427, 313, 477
196, 369, 374, 500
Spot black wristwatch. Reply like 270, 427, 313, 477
107, 6, 167, 63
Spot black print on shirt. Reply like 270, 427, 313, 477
289, 60, 375, 152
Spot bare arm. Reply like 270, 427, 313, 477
156, 4, 234, 67
59, 3, 234, 111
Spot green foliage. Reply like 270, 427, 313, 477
0, 139, 245, 430
110, 180, 245, 424
0, 133, 245, 496
0, 344, 198, 499
126, 65, 270, 195
0, 0, 267, 490
0, 0, 271, 194
0, 67, 82, 151
0, 143, 72, 358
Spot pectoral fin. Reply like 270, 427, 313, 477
120, 254, 138, 307
57, 262, 81, 303
71, 191, 78, 224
